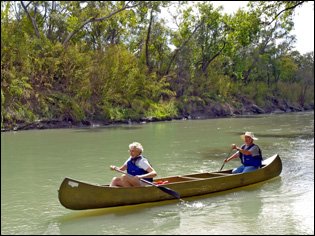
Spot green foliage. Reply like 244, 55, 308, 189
277, 81, 300, 102
144, 73, 176, 101
145, 100, 178, 119
48, 92, 85, 121
102, 105, 143, 121
241, 82, 272, 107
66, 15, 80, 32
105, 106, 128, 121
89, 45, 176, 120
91, 45, 146, 108
1, 1, 313, 130
225, 10, 260, 50
277, 81, 314, 105
278, 55, 298, 82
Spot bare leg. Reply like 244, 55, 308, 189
121, 175, 142, 187
109, 175, 141, 187
110, 174, 141, 187
110, 177, 125, 187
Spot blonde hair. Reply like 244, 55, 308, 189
129, 142, 144, 153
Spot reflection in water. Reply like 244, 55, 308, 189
73, 124, 144, 133
58, 198, 180, 221
56, 199, 183, 235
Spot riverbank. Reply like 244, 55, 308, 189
1, 98, 313, 132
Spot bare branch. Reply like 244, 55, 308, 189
20, 1, 40, 38
63, 1, 141, 46
264, 1, 305, 26
165, 23, 202, 75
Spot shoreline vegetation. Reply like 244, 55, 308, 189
2, 98, 313, 132
2, 2, 314, 133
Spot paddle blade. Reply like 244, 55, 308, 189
157, 185, 181, 199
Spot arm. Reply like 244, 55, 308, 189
225, 151, 240, 162
233, 144, 260, 156
235, 146, 252, 155
110, 164, 127, 171
232, 143, 252, 155
137, 166, 157, 179
136, 159, 157, 179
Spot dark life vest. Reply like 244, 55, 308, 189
239, 144, 263, 167
127, 155, 153, 182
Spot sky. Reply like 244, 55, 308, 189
291, 1, 314, 54
162, 1, 314, 54
211, 1, 314, 55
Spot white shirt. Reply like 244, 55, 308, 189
124, 156, 150, 170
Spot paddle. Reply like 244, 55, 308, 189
113, 167, 181, 199
219, 148, 233, 171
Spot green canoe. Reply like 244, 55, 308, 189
58, 154, 282, 210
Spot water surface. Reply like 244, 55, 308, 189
1, 111, 314, 235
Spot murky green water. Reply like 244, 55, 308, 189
1, 111, 314, 235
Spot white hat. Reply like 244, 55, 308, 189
240, 131, 258, 141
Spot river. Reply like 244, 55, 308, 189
1, 111, 314, 235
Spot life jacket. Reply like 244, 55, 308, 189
127, 155, 153, 182
239, 144, 263, 167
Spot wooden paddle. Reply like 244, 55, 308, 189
113, 167, 181, 199
219, 148, 233, 171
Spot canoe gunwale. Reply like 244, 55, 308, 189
58, 154, 282, 210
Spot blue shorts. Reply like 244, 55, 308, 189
232, 165, 259, 173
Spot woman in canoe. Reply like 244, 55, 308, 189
224, 131, 263, 173
109, 142, 157, 187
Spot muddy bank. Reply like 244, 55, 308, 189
1, 98, 313, 132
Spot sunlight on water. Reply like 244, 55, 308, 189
179, 200, 206, 209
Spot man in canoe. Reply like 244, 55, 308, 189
224, 131, 263, 173
109, 142, 157, 187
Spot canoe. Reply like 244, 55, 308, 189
58, 154, 282, 210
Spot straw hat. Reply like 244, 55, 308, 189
240, 131, 258, 141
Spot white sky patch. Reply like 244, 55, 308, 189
161, 1, 314, 54
291, 1, 314, 54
